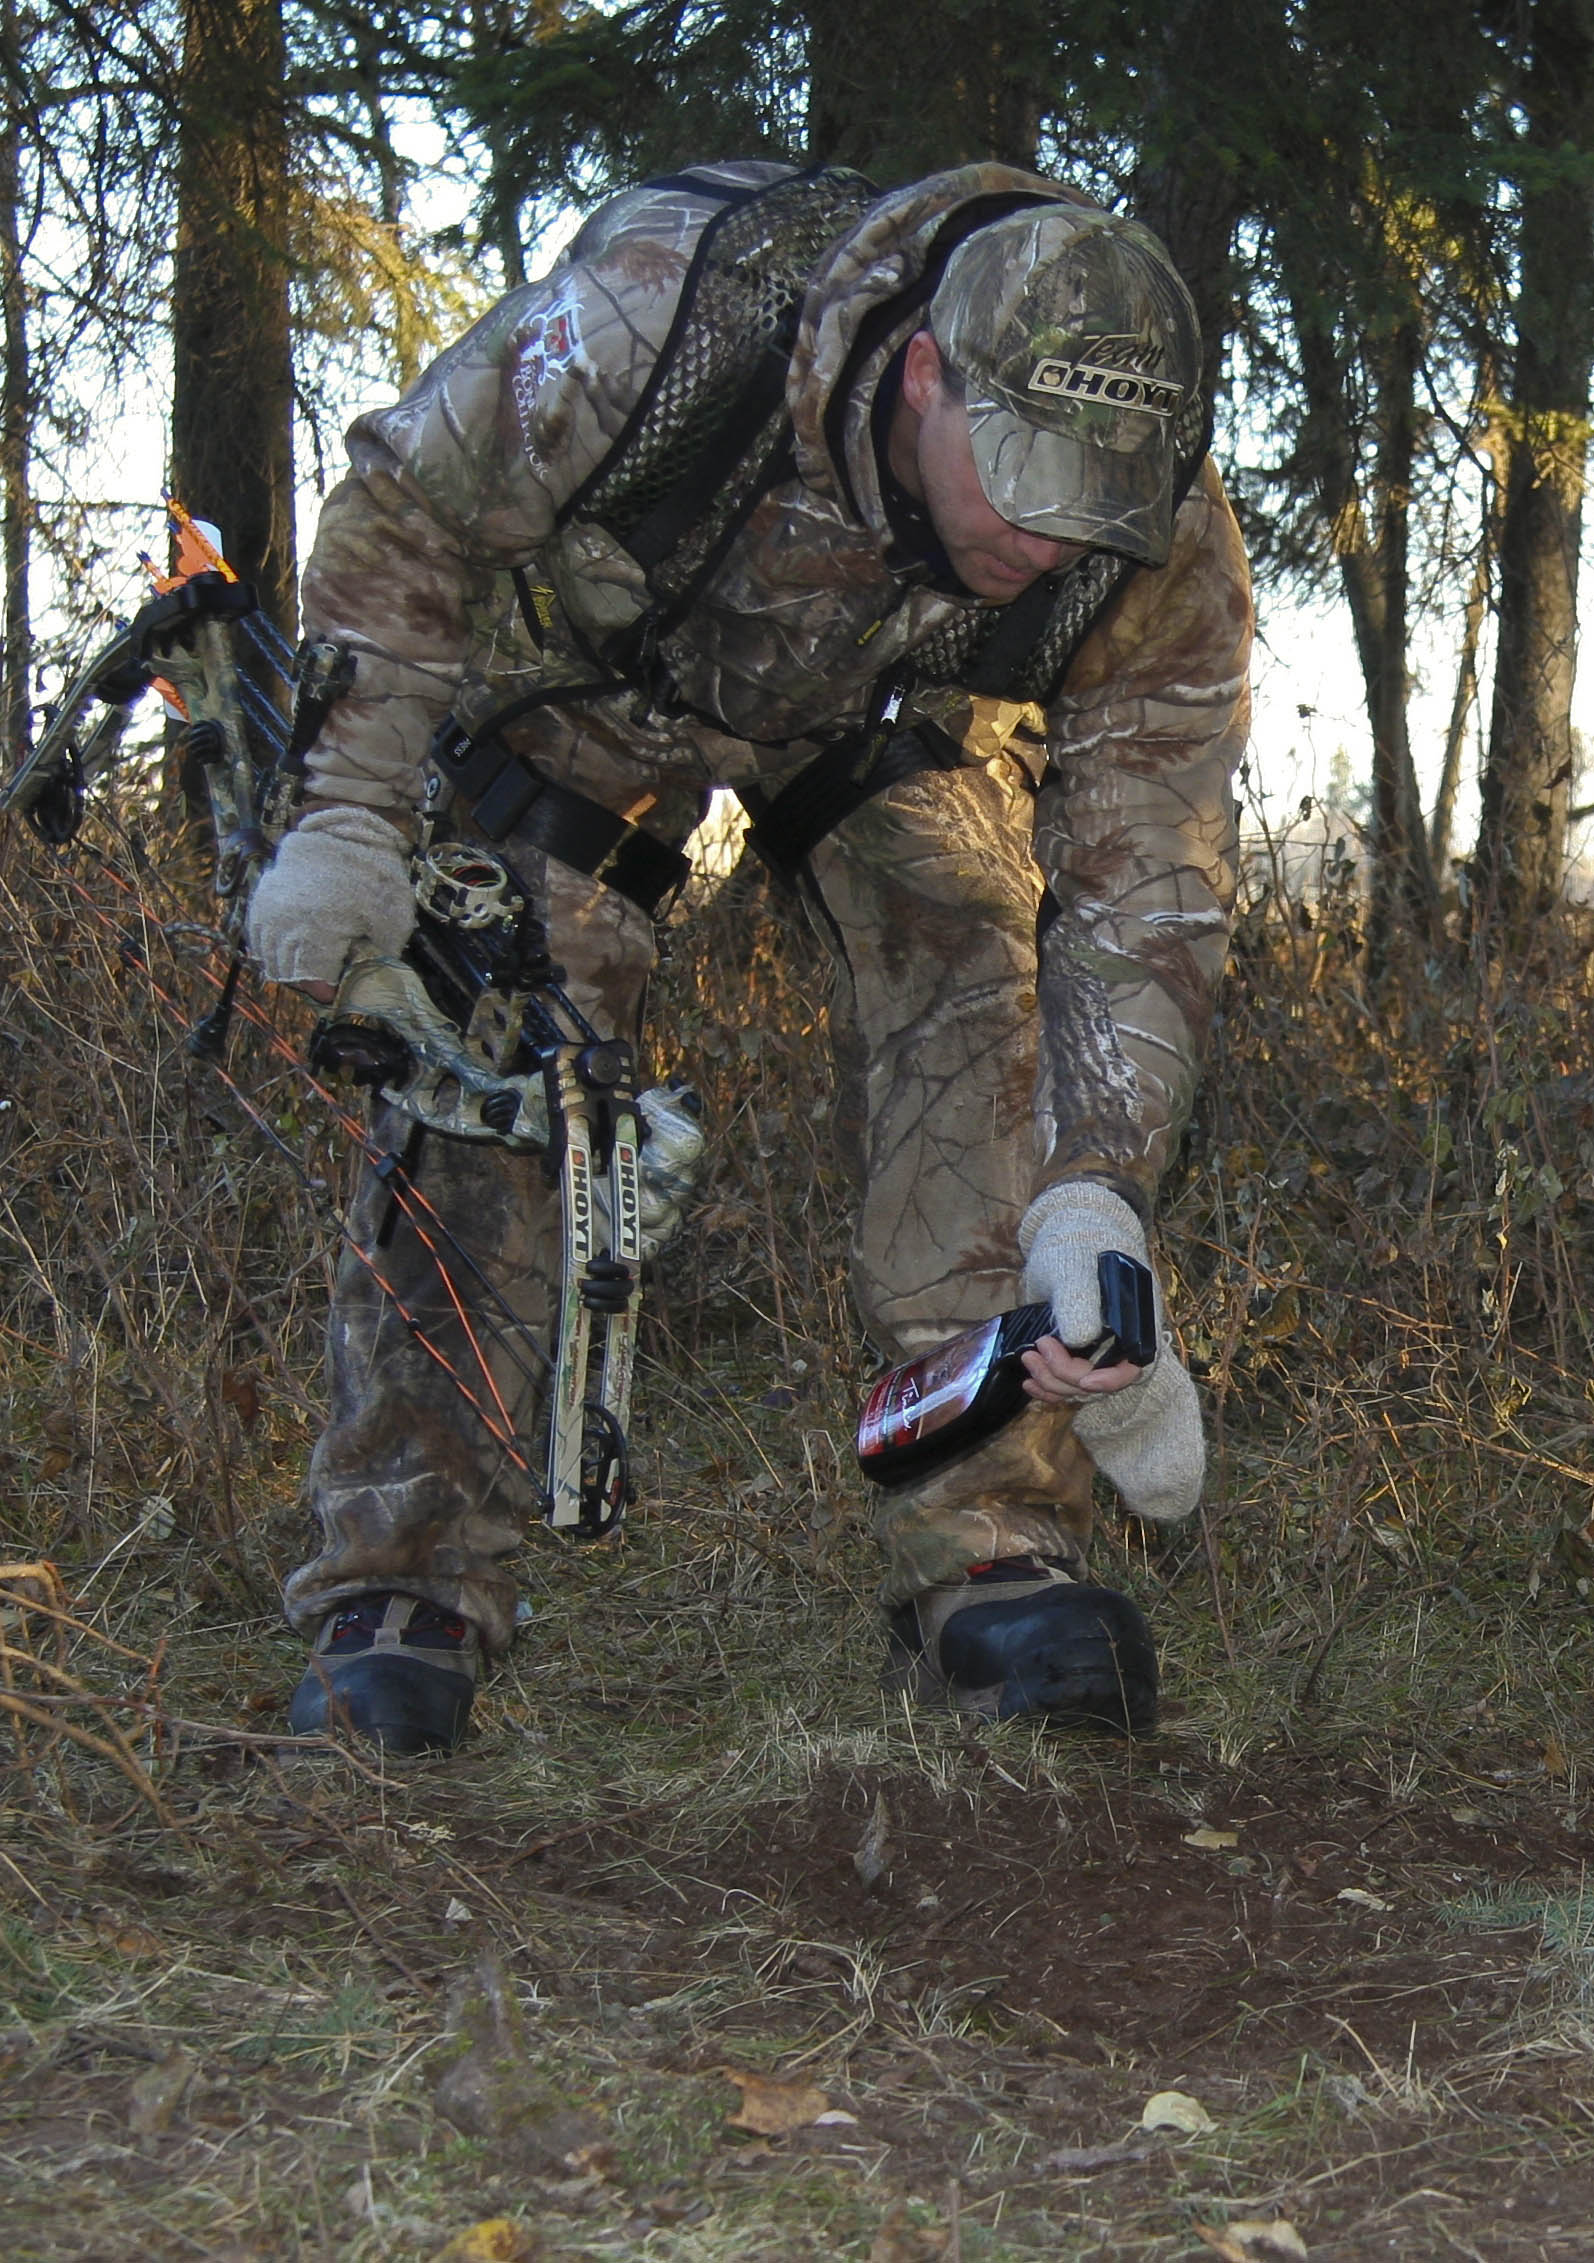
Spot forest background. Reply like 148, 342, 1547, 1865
2, 0, 1592, 954
6, 6, 1594, 2260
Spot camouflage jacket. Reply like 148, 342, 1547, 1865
298, 160, 1253, 1205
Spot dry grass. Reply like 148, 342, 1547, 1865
4, 787, 1594, 2259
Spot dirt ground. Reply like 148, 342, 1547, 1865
6, 1547, 1594, 2263
7, 842, 1594, 2260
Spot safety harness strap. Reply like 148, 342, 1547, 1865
432, 716, 690, 916
738, 711, 964, 883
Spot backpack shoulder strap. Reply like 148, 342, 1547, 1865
559, 167, 878, 564
551, 165, 878, 699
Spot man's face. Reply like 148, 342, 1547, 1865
894, 331, 1083, 600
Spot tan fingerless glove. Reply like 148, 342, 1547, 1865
246, 807, 416, 988
1019, 1181, 1204, 1523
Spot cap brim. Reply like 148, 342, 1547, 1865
965, 394, 1175, 567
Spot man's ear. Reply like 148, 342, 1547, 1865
900, 329, 944, 416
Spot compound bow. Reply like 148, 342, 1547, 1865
1, 502, 701, 1537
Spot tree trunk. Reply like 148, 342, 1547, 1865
1364, 313, 1439, 966
1131, 150, 1241, 437
0, 0, 31, 765
1474, 0, 1594, 935
471, 0, 526, 287
1292, 299, 1439, 958
1430, 513, 1491, 876
170, 0, 295, 642
1127, 0, 1279, 425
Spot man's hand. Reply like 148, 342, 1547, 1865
1018, 1179, 1204, 1522
1020, 1333, 1143, 1406
1019, 1181, 1153, 1366
247, 805, 417, 991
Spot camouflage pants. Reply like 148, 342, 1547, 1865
283, 755, 1095, 1650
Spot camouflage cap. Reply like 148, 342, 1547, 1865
929, 204, 1201, 566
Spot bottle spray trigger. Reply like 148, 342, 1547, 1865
1077, 1249, 1157, 1370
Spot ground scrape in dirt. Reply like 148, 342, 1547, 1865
7, 1716, 1594, 2258
458, 1743, 1594, 2256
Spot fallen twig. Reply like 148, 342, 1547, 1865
0, 1689, 172, 1823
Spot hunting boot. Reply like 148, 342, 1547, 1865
889, 1556, 1157, 1734
289, 1593, 480, 1756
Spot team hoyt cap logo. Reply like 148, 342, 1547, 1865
1026, 337, 1185, 419
929, 204, 1203, 566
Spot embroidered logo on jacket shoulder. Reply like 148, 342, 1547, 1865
511, 295, 585, 468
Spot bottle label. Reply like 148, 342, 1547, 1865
857, 1315, 1003, 1459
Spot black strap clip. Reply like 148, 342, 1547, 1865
286, 639, 357, 769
